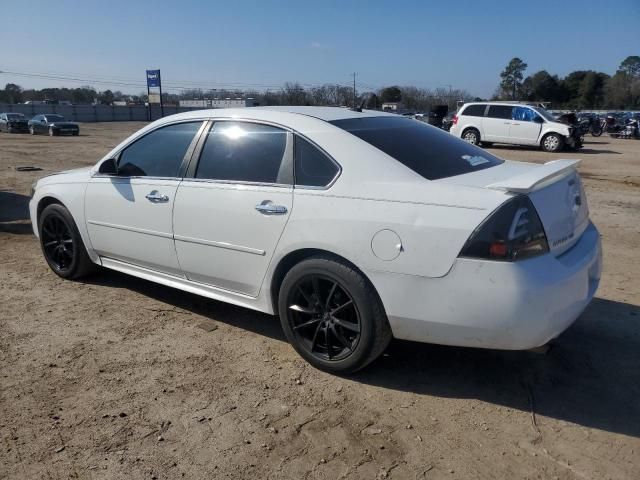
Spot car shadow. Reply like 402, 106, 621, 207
0, 191, 33, 234
81, 269, 640, 438
487, 144, 621, 155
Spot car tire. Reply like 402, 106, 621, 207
38, 204, 97, 280
278, 256, 392, 374
29, 126, 35, 135
49, 127, 56, 137
72, 131, 79, 136
541, 133, 564, 152
462, 128, 481, 146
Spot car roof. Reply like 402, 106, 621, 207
158, 106, 398, 124
254, 106, 398, 121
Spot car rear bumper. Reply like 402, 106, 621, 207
369, 222, 602, 350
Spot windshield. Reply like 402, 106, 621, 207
532, 107, 556, 122
45, 115, 65, 122
6, 113, 25, 120
330, 116, 503, 180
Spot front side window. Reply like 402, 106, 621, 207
487, 105, 513, 119
330, 116, 503, 180
196, 121, 288, 184
461, 104, 486, 117
118, 122, 201, 177
294, 136, 339, 187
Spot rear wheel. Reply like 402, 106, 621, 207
38, 204, 96, 279
462, 128, 480, 146
541, 133, 564, 152
278, 256, 391, 374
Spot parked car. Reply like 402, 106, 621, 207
0, 112, 29, 133
450, 102, 582, 152
28, 114, 79, 136
29, 107, 601, 373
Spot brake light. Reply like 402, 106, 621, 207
452, 114, 458, 125
459, 196, 549, 261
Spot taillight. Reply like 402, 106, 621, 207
459, 196, 549, 261
452, 114, 458, 125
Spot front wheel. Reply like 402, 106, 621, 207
29, 125, 35, 135
38, 204, 96, 279
278, 257, 391, 374
48, 127, 56, 136
541, 133, 564, 152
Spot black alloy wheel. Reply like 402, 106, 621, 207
41, 214, 75, 274
38, 204, 96, 279
287, 274, 361, 362
278, 256, 392, 373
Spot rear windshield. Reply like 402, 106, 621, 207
330, 116, 503, 180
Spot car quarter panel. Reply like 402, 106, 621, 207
276, 182, 508, 279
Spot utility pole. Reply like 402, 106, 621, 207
352, 72, 357, 109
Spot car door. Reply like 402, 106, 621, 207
173, 120, 293, 297
30, 115, 41, 133
85, 121, 204, 275
483, 105, 513, 142
510, 106, 543, 145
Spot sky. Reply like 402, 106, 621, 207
0, 0, 638, 98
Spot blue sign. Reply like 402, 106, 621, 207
146, 70, 161, 88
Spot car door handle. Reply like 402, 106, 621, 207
145, 190, 169, 203
504, 121, 511, 125
255, 201, 288, 215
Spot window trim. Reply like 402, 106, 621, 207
292, 133, 342, 190
92, 119, 207, 180
183, 118, 342, 190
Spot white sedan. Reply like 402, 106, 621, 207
29, 107, 602, 373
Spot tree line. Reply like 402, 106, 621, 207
1, 55, 638, 110
496, 56, 640, 109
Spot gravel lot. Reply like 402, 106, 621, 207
1, 123, 639, 479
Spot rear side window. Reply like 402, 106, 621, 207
118, 122, 201, 177
196, 121, 288, 184
461, 104, 486, 117
330, 117, 503, 180
294, 136, 339, 187
487, 105, 514, 119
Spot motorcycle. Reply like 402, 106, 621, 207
602, 115, 622, 134
577, 115, 603, 136
609, 118, 640, 139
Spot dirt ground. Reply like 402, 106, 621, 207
1, 123, 639, 480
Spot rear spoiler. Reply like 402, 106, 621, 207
487, 159, 581, 194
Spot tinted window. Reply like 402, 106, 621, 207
461, 104, 486, 117
45, 115, 65, 122
330, 117, 503, 180
196, 122, 288, 184
512, 107, 538, 122
487, 105, 513, 119
118, 122, 201, 177
294, 136, 338, 187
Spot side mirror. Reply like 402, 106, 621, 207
98, 158, 118, 175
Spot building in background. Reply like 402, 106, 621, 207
179, 98, 257, 108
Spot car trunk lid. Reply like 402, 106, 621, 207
438, 159, 590, 256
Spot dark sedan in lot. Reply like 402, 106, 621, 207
28, 114, 79, 136
0, 113, 30, 133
